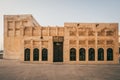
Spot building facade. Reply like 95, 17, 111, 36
4, 15, 119, 64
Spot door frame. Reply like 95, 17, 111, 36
53, 42, 63, 62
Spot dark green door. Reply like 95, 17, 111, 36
24, 48, 30, 61
53, 42, 63, 62
33, 48, 39, 61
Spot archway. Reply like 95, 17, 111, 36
89, 48, 95, 61
42, 48, 48, 61
24, 48, 30, 61
33, 48, 39, 61
107, 48, 113, 61
98, 48, 104, 61
70, 48, 76, 61
79, 48, 86, 61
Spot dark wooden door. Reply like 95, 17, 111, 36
53, 42, 63, 62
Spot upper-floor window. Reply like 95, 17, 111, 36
69, 31, 76, 36
78, 31, 86, 36
88, 31, 95, 36
106, 30, 114, 36
98, 31, 105, 36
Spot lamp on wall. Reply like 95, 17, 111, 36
96, 24, 99, 27
40, 36, 43, 39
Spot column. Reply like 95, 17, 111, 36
76, 27, 79, 62
86, 30, 88, 63
95, 30, 98, 62
30, 39, 33, 61
104, 30, 107, 62
13, 21, 15, 37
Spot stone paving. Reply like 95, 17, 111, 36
0, 59, 120, 80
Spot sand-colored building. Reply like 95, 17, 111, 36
4, 15, 119, 64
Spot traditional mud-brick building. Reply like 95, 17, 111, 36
4, 15, 119, 64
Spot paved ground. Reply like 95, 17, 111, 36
0, 59, 120, 80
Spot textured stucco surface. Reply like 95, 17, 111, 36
4, 15, 119, 64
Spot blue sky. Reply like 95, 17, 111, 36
0, 0, 120, 49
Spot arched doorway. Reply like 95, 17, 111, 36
89, 48, 95, 61
98, 48, 104, 61
107, 48, 113, 61
42, 48, 48, 61
70, 48, 76, 61
79, 48, 86, 61
24, 48, 30, 61
33, 48, 39, 61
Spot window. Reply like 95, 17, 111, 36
98, 48, 104, 61
106, 31, 114, 36
78, 31, 86, 36
33, 48, 39, 61
70, 48, 76, 61
42, 48, 48, 61
107, 48, 113, 61
24, 48, 30, 61
79, 48, 86, 61
88, 40, 95, 45
89, 48, 95, 61
88, 31, 95, 36
98, 31, 105, 36
69, 31, 76, 36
